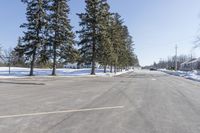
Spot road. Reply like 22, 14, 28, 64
0, 70, 200, 133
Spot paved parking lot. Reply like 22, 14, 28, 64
1, 71, 200, 133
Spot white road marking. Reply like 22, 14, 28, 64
0, 106, 124, 119
151, 78, 157, 81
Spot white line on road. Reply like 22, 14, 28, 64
151, 78, 157, 81
0, 106, 124, 119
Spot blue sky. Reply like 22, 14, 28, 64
0, 0, 200, 66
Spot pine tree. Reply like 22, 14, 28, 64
97, 0, 114, 73
0, 44, 2, 59
13, 37, 26, 67
118, 25, 131, 68
108, 13, 137, 71
124, 29, 136, 67
48, 0, 75, 75
20, 0, 48, 76
77, 0, 103, 75
109, 13, 125, 72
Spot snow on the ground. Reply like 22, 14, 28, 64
0, 67, 133, 78
160, 69, 200, 82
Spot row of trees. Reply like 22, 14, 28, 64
11, 0, 138, 76
152, 55, 193, 70
14, 0, 76, 76
77, 0, 138, 74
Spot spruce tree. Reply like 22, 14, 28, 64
0, 44, 2, 60
77, 0, 103, 75
109, 13, 124, 72
97, 0, 114, 73
118, 25, 131, 68
20, 0, 48, 76
0, 44, 3, 64
108, 13, 137, 71
124, 28, 136, 67
48, 0, 75, 75
13, 37, 26, 67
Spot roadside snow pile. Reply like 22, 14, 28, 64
0, 67, 133, 78
160, 69, 200, 82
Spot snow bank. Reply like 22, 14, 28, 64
160, 69, 200, 82
0, 67, 133, 78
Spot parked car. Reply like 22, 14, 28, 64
150, 68, 157, 71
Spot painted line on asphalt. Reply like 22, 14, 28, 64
151, 78, 157, 81
0, 106, 124, 119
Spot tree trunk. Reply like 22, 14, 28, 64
91, 53, 95, 75
104, 65, 107, 73
29, 48, 36, 76
52, 44, 56, 76
91, 41, 96, 75
110, 65, 113, 73
114, 65, 117, 73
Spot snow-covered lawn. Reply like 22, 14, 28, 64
0, 67, 133, 78
160, 69, 200, 82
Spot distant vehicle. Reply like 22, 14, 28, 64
150, 68, 157, 71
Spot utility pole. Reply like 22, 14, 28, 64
175, 45, 178, 71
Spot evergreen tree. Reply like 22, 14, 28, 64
37, 29, 50, 67
118, 25, 133, 68
13, 37, 26, 66
109, 13, 124, 72
126, 38, 136, 66
48, 0, 75, 75
109, 13, 137, 71
97, 0, 114, 73
125, 30, 136, 67
0, 44, 2, 60
20, 0, 48, 75
77, 0, 103, 75
77, 1, 137, 74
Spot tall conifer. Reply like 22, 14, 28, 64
48, 0, 75, 75
77, 0, 108, 75
20, 0, 48, 75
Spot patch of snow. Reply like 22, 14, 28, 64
160, 69, 200, 82
0, 67, 133, 79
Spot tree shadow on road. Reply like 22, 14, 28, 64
0, 81, 45, 85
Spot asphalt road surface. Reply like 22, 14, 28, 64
1, 70, 200, 133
